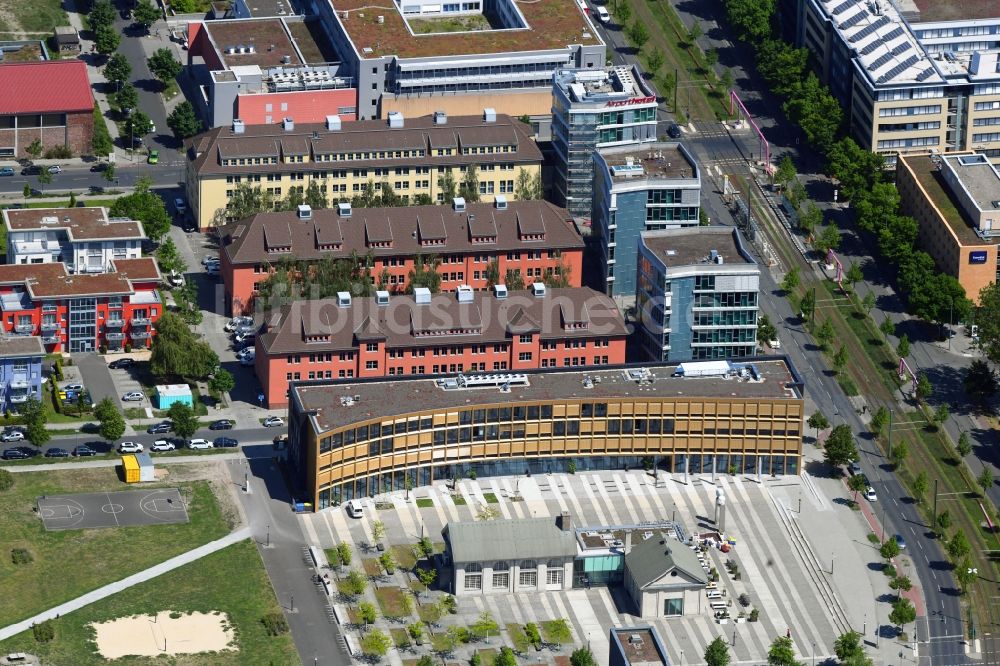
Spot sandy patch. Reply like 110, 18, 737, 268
91, 611, 235, 659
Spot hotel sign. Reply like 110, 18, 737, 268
605, 96, 656, 108
969, 250, 988, 264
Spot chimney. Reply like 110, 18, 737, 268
558, 511, 571, 531
623, 530, 632, 554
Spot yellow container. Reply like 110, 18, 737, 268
122, 455, 139, 483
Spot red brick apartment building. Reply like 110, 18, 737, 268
254, 285, 626, 407
0, 258, 162, 353
220, 200, 584, 315
0, 61, 94, 159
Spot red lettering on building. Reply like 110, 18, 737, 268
605, 96, 656, 108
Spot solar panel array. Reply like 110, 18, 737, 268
849, 15, 890, 42
840, 10, 867, 29
832, 0, 855, 15
868, 42, 911, 71
859, 39, 883, 56
877, 55, 920, 83
915, 67, 936, 82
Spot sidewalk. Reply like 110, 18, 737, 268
0, 527, 251, 641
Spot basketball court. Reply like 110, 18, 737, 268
37, 489, 189, 531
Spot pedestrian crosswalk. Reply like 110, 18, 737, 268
302, 471, 847, 665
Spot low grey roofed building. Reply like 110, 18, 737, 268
444, 516, 577, 564
624, 532, 707, 617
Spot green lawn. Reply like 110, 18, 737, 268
324, 547, 341, 567
390, 544, 418, 571
391, 627, 411, 649
507, 623, 531, 652
375, 586, 412, 619
483, 492, 499, 504
362, 558, 382, 577
452, 495, 467, 506
0, 469, 231, 626
0, 540, 297, 665
416, 498, 434, 508
0, 0, 69, 33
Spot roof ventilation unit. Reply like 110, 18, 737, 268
337, 291, 352, 307
377, 14, 384, 22
297, 204, 312, 219
434, 110, 447, 124
283, 117, 295, 131
456, 285, 474, 302
414, 287, 432, 304
388, 111, 404, 128
338, 202, 352, 217
483, 107, 496, 123
452, 197, 466, 213
232, 119, 246, 134
282, 54, 292, 64
493, 284, 508, 299
494, 194, 508, 210
376, 290, 390, 306
326, 114, 341, 131
531, 282, 546, 298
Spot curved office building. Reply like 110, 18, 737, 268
288, 359, 805, 510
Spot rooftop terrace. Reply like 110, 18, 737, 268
330, 0, 601, 59
641, 227, 755, 268
905, 0, 1000, 22
203, 19, 303, 69
601, 143, 697, 181
293, 359, 803, 433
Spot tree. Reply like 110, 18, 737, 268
104, 53, 132, 87
102, 162, 117, 184
870, 406, 889, 438
955, 557, 977, 592
94, 24, 120, 55
361, 629, 391, 657
889, 598, 916, 631
915, 373, 932, 402
36, 168, 53, 190
378, 550, 396, 574
25, 139, 42, 161
514, 168, 541, 200
725, 0, 776, 43
214, 181, 276, 225
124, 111, 153, 144
704, 47, 719, 70
796, 205, 821, 238
719, 68, 734, 92
774, 156, 796, 190
438, 170, 457, 202
936, 510, 952, 536
845, 263, 863, 289
834, 631, 865, 662
505, 269, 525, 291
823, 424, 857, 467
151, 312, 220, 380
88, 0, 115, 29
947, 531, 970, 560
807, 411, 829, 439
862, 292, 876, 316
879, 317, 895, 340
372, 519, 386, 544
96, 397, 126, 441
156, 237, 187, 276
494, 647, 517, 666
407, 255, 442, 293
148, 48, 182, 87
815, 223, 841, 254
471, 611, 499, 640
816, 318, 835, 351
880, 537, 900, 560
957, 432, 973, 458
343, 569, 367, 596
571, 648, 597, 666
545, 619, 572, 644
358, 600, 378, 625
687, 21, 702, 44
417, 566, 437, 593
889, 574, 912, 599
964, 359, 998, 405
704, 636, 730, 666
167, 101, 203, 140
459, 165, 480, 202
305, 180, 328, 209
832, 345, 848, 374
209, 369, 235, 395
888, 441, 908, 468
934, 403, 950, 427
115, 83, 139, 115
799, 288, 816, 321
337, 542, 352, 567
110, 178, 171, 241
167, 401, 199, 440
767, 635, 799, 666
757, 314, 777, 346
628, 21, 650, 49
896, 334, 910, 359
847, 474, 867, 502
977, 282, 1000, 364
21, 397, 49, 447
912, 471, 928, 504
979, 466, 994, 494
780, 267, 799, 294
646, 47, 664, 76
133, 0, 161, 29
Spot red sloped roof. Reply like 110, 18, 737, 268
0, 61, 94, 115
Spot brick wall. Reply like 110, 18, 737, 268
0, 108, 95, 158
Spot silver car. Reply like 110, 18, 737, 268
122, 391, 144, 402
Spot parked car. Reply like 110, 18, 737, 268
118, 441, 143, 453
206, 265, 220, 277
3, 447, 30, 460
865, 486, 877, 502
236, 346, 255, 360
894, 534, 906, 550
595, 6, 610, 22
73, 445, 98, 457
63, 383, 84, 392
203, 256, 221, 267
346, 499, 364, 518
90, 162, 109, 173
45, 447, 70, 458
848, 461, 861, 475
225, 316, 253, 332
122, 391, 144, 402
20, 166, 40, 176
0, 167, 14, 176
147, 421, 172, 434
47, 165, 62, 174
263, 416, 284, 428
167, 272, 184, 287
174, 197, 188, 215
234, 331, 255, 345
209, 419, 234, 430
213, 437, 238, 448
147, 150, 159, 164
667, 123, 682, 139
188, 438, 212, 450
240, 353, 255, 367
1, 429, 25, 442
108, 357, 136, 369
182, 220, 196, 233
150, 440, 176, 452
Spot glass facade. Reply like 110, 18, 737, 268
68, 298, 96, 352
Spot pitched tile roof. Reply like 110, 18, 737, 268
111, 257, 162, 282
0, 258, 161, 299
3, 207, 145, 241
257, 287, 626, 355
0, 61, 94, 114
221, 200, 583, 266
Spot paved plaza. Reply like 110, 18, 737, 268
300, 466, 906, 666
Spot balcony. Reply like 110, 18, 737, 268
40, 320, 59, 332
105, 317, 125, 328
105, 332, 125, 341
9, 389, 30, 404
13, 322, 34, 334
131, 316, 151, 327
41, 333, 61, 345
130, 330, 151, 340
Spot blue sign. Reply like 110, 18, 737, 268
970, 251, 988, 264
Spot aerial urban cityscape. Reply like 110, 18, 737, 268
0, 0, 997, 663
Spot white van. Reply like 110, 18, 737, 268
346, 500, 363, 518
596, 6, 610, 22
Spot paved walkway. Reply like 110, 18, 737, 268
4, 452, 242, 473
0, 527, 251, 641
